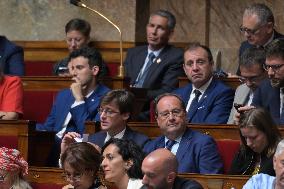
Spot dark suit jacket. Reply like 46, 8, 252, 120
36, 84, 110, 134
252, 79, 281, 125
173, 176, 203, 189
125, 45, 185, 100
237, 30, 284, 75
174, 79, 234, 124
144, 128, 224, 174
0, 36, 24, 76
88, 126, 149, 148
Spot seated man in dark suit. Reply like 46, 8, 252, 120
0, 35, 24, 76
174, 42, 234, 124
141, 148, 203, 189
144, 93, 223, 174
251, 39, 284, 125
36, 47, 110, 166
237, 3, 284, 75
61, 89, 149, 151
124, 9, 184, 120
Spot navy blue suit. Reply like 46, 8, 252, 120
174, 79, 234, 124
252, 79, 281, 125
144, 128, 224, 174
0, 36, 24, 76
237, 30, 284, 75
125, 45, 185, 100
36, 84, 110, 134
88, 126, 149, 148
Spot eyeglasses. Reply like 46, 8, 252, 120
62, 172, 84, 182
239, 24, 265, 35
0, 172, 8, 182
98, 108, 120, 117
238, 75, 263, 83
157, 109, 184, 119
263, 64, 284, 72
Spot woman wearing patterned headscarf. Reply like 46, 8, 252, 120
0, 147, 32, 189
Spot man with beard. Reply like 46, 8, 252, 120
141, 148, 203, 189
251, 39, 284, 125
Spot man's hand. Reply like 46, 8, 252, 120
234, 105, 255, 125
61, 132, 81, 157
70, 77, 84, 102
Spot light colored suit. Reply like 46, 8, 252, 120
227, 84, 250, 124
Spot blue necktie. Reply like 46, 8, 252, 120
134, 52, 156, 88
165, 140, 176, 151
187, 89, 201, 119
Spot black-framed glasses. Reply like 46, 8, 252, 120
157, 109, 184, 119
98, 108, 120, 117
239, 24, 265, 35
0, 172, 8, 182
238, 75, 263, 83
62, 172, 84, 182
263, 64, 284, 72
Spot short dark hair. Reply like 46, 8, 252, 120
65, 18, 91, 37
265, 39, 284, 60
150, 9, 176, 30
239, 108, 281, 157
61, 142, 101, 173
101, 139, 144, 179
100, 89, 135, 115
244, 3, 274, 25
239, 47, 266, 71
68, 46, 103, 76
154, 93, 186, 116
184, 42, 213, 63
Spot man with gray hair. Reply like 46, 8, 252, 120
242, 139, 284, 189
141, 148, 203, 189
237, 3, 284, 75
227, 47, 267, 123
124, 9, 184, 120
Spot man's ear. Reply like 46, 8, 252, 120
167, 172, 176, 183
122, 112, 130, 121
92, 65, 100, 76
273, 155, 277, 171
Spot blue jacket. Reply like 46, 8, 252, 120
144, 128, 224, 174
174, 79, 234, 124
0, 36, 24, 76
36, 84, 110, 134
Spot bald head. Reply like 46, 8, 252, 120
142, 149, 177, 189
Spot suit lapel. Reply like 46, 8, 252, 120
60, 92, 75, 124
270, 88, 281, 123
176, 129, 192, 163
132, 48, 148, 84
237, 85, 250, 105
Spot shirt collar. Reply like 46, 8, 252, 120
192, 77, 213, 95
263, 30, 275, 47
148, 47, 164, 58
105, 127, 126, 143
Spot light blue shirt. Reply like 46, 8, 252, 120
242, 173, 275, 189
165, 136, 182, 155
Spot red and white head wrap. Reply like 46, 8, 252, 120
0, 147, 28, 176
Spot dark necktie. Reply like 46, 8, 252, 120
187, 89, 202, 119
280, 88, 284, 125
134, 52, 156, 88
165, 140, 176, 151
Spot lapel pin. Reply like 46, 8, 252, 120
157, 58, 161, 64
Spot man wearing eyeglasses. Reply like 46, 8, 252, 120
173, 42, 234, 124
249, 39, 284, 125
227, 47, 267, 124
144, 93, 223, 174
238, 3, 284, 75
62, 89, 149, 152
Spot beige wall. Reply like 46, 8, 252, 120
1, 0, 284, 73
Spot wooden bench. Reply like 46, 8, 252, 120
179, 76, 241, 90
27, 166, 249, 189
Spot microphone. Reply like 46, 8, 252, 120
69, 0, 124, 77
